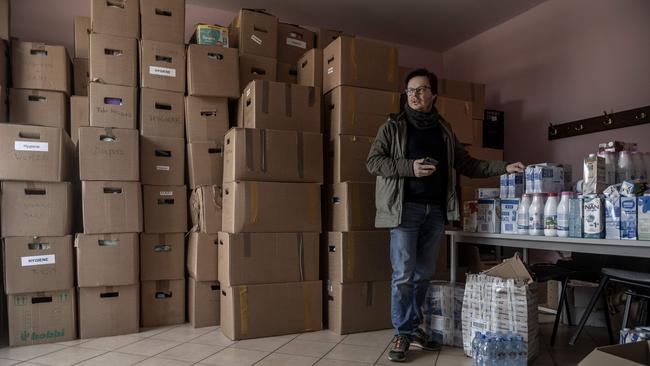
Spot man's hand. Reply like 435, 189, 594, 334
414, 158, 436, 177
506, 162, 525, 173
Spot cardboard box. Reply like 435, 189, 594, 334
81, 181, 143, 234
189, 185, 222, 234
1, 181, 72, 237
140, 0, 185, 44
140, 279, 185, 327
140, 88, 184, 138
0, 124, 74, 182
140, 40, 186, 93
0, 0, 9, 41
218, 232, 319, 286
185, 96, 229, 143
277, 62, 297, 84
439, 79, 486, 120
329, 135, 375, 183
473, 118, 483, 147
74, 16, 90, 58
70, 96, 89, 145
75, 233, 139, 287
477, 198, 500, 233
9, 89, 67, 130
316, 29, 348, 49
187, 232, 218, 281
73, 58, 89, 96
140, 135, 185, 185
143, 185, 188, 233
459, 146, 504, 188
89, 82, 137, 129
2, 236, 73, 294
579, 341, 650, 366
222, 181, 321, 233
238, 54, 277, 91
500, 198, 520, 234
223, 128, 323, 184
297, 48, 323, 88
90, 0, 139, 39
325, 86, 399, 137
78, 284, 139, 339
190, 23, 229, 47
188, 141, 223, 188
187, 44, 239, 98
188, 278, 220, 328
89, 33, 138, 87
327, 280, 391, 334
436, 96, 473, 145
78, 126, 140, 181
326, 231, 391, 283
140, 233, 184, 281
323, 36, 398, 94
277, 23, 314, 64
11, 41, 71, 94
327, 182, 377, 231
7, 289, 76, 346
221, 281, 322, 340
229, 9, 278, 58
241, 80, 320, 133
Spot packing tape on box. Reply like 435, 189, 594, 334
464, 101, 471, 116
284, 83, 292, 118
346, 88, 357, 126
303, 282, 313, 331
308, 87, 316, 107
296, 132, 304, 179
349, 38, 358, 81
387, 47, 397, 84
248, 182, 259, 224
346, 234, 356, 281
297, 233, 305, 281
239, 286, 249, 336
245, 128, 267, 173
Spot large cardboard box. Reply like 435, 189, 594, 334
187, 44, 239, 98
222, 181, 321, 233
579, 341, 650, 366
143, 185, 188, 233
188, 141, 223, 188
326, 231, 391, 283
190, 185, 222, 234
140, 40, 186, 93
436, 96, 473, 145
229, 9, 278, 58
141, 279, 185, 327
12, 41, 71, 94
277, 62, 297, 84
1, 181, 72, 237
74, 16, 90, 58
221, 281, 322, 340
459, 146, 504, 188
223, 128, 323, 184
185, 96, 229, 143
238, 54, 277, 91
439, 79, 486, 120
90, 0, 139, 39
0, 124, 74, 182
297, 48, 323, 89
327, 182, 377, 232
89, 82, 137, 129
140, 0, 185, 44
316, 29, 349, 49
218, 232, 319, 286
70, 96, 89, 145
81, 181, 143, 234
0, 0, 9, 41
241, 80, 320, 133
329, 135, 375, 183
187, 232, 218, 281
325, 86, 399, 137
140, 88, 185, 138
2, 236, 73, 294
323, 36, 398, 94
277, 23, 314, 64
9, 89, 67, 130
327, 280, 391, 334
78, 126, 140, 181
140, 233, 185, 281
140, 135, 185, 186
75, 233, 139, 287
73, 58, 89, 96
188, 278, 220, 328
7, 289, 76, 346
78, 284, 139, 339
89, 33, 138, 87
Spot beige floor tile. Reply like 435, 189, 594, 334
116, 338, 180, 357
439, 346, 466, 357
73, 352, 147, 366
231, 335, 297, 352
135, 325, 181, 338
434, 353, 473, 366
28, 347, 106, 366
0, 344, 67, 362
313, 360, 372, 366
324, 344, 385, 364
133, 357, 193, 366
340, 329, 393, 348
55, 340, 89, 347
295, 330, 346, 344
8, 363, 47, 366
376, 348, 439, 366
550, 348, 593, 366
256, 353, 319, 366
276, 339, 337, 358
156, 342, 223, 363
151, 324, 216, 343
0, 359, 20, 366
188, 331, 237, 347
78, 335, 143, 351
199, 347, 270, 366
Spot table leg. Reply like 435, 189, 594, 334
450, 235, 458, 284
522, 248, 529, 263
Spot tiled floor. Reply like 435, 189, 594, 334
0, 316, 610, 365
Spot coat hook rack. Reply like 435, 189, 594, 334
547, 105, 650, 140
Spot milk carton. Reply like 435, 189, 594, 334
463, 201, 478, 233
477, 199, 500, 233
560, 164, 573, 191
508, 173, 525, 198
500, 174, 509, 198
500, 199, 520, 234
525, 165, 535, 194
583, 195, 605, 239
569, 196, 583, 238
476, 188, 500, 199
533, 165, 564, 194
620, 196, 637, 240
583, 154, 606, 195
638, 195, 650, 240
604, 197, 621, 240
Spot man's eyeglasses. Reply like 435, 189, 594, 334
404, 86, 431, 96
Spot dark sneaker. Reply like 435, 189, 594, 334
410, 328, 441, 351
388, 335, 410, 362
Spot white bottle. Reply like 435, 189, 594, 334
544, 192, 559, 237
617, 151, 633, 183
631, 152, 646, 182
517, 194, 531, 235
602, 151, 617, 186
644, 152, 650, 182
529, 193, 547, 236
557, 191, 573, 237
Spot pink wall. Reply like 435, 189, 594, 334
443, 0, 650, 174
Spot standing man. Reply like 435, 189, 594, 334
367, 68, 524, 362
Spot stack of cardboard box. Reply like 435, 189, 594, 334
70, 16, 90, 145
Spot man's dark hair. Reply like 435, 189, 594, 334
404, 68, 438, 94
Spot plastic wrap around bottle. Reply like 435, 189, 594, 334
631, 151, 646, 182
617, 151, 633, 183
425, 281, 464, 347
602, 151, 617, 186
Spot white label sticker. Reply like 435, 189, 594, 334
251, 34, 263, 45
160, 191, 173, 196
327, 66, 334, 75
286, 38, 307, 49
149, 66, 176, 78
15, 141, 48, 152
21, 254, 55, 267
156, 165, 170, 171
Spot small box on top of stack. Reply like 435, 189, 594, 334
230, 9, 278, 90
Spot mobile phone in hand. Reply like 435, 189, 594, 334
423, 157, 438, 166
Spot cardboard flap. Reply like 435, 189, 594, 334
482, 253, 533, 283
579, 341, 650, 365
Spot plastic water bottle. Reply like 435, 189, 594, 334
617, 151, 633, 183
472, 332, 482, 365
515, 335, 527, 366
484, 338, 497, 366
544, 192, 559, 236
516, 194, 531, 234
496, 338, 507, 365
557, 191, 573, 237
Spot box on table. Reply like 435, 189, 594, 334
277, 62, 297, 84
325, 86, 400, 137
326, 231, 391, 283
11, 41, 71, 94
140, 0, 185, 44
185, 96, 229, 143
477, 198, 500, 233
328, 135, 375, 183
605, 197, 621, 240
89, 33, 138, 87
639, 196, 650, 241
140, 135, 185, 186
188, 278, 221, 328
9, 89, 67, 130
90, 0, 139, 38
74, 16, 90, 58
327, 280, 391, 335
425, 281, 465, 347
189, 185, 222, 234
143, 185, 188, 234
436, 96, 473, 145
73, 58, 89, 96
620, 196, 637, 240
327, 182, 376, 232
75, 233, 139, 287
438, 79, 486, 120
188, 141, 223, 188
78, 284, 139, 339
229, 9, 278, 58
141, 279, 185, 327
297, 48, 323, 88
140, 88, 185, 138
89, 83, 137, 129
78, 126, 139, 181
140, 233, 185, 281
500, 199, 520, 234
140, 40, 186, 93
476, 188, 500, 199
187, 44, 239, 98
81, 181, 143, 234
463, 201, 478, 232
238, 54, 277, 91
70, 96, 89, 145
278, 22, 314, 64
190, 23, 229, 47
187, 232, 218, 282
583, 195, 605, 239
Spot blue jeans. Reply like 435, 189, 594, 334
390, 202, 445, 336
